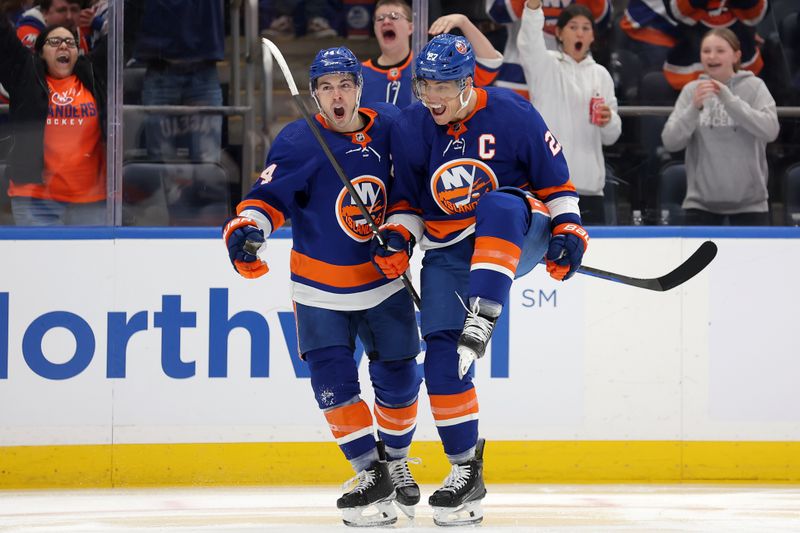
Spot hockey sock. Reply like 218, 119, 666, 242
323, 398, 378, 463
423, 331, 479, 458
369, 358, 421, 458
374, 399, 418, 459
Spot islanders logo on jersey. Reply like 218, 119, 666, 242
51, 87, 79, 106
336, 175, 387, 242
430, 158, 498, 215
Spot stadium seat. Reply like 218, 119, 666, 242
783, 163, 800, 226
122, 107, 147, 159
657, 162, 686, 225
123, 66, 147, 105
639, 70, 678, 105
609, 49, 642, 104
779, 12, 799, 70
603, 164, 626, 225
122, 161, 233, 226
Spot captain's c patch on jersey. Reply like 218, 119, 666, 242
336, 176, 387, 242
430, 158, 498, 215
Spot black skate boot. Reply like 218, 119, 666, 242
337, 457, 397, 527
429, 438, 487, 526
457, 297, 500, 378
387, 456, 421, 519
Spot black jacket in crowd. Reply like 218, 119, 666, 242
0, 16, 107, 185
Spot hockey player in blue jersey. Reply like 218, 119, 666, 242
360, 0, 503, 109
222, 47, 422, 527
369, 34, 589, 526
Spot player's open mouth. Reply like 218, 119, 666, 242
430, 104, 446, 117
333, 105, 346, 119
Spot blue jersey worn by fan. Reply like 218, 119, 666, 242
360, 0, 503, 109
361, 52, 502, 109
222, 47, 422, 528
369, 33, 589, 526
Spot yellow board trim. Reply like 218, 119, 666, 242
2, 441, 799, 488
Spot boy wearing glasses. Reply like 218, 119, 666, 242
223, 47, 422, 527
361, 0, 503, 108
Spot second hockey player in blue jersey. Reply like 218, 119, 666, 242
222, 47, 422, 528
369, 33, 590, 526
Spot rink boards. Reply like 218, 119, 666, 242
0, 227, 799, 487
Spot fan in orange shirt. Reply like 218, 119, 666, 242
0, 21, 107, 225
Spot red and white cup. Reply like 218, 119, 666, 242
589, 95, 605, 125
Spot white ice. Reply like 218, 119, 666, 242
1, 484, 799, 532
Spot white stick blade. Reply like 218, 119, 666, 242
261, 37, 300, 96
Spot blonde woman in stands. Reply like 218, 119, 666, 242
661, 28, 779, 226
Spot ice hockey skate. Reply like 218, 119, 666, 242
429, 438, 487, 526
337, 459, 397, 527
388, 456, 421, 518
457, 297, 500, 378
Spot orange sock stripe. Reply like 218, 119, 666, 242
472, 236, 521, 272
324, 400, 374, 440
374, 400, 418, 432
429, 388, 479, 422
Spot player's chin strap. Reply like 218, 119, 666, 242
456, 85, 473, 115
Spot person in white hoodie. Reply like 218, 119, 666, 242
661, 28, 779, 226
517, 0, 621, 225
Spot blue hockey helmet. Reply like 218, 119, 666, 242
414, 34, 475, 81
309, 46, 363, 91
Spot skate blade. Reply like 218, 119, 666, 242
456, 348, 476, 380
395, 500, 416, 519
342, 500, 398, 527
432, 500, 484, 527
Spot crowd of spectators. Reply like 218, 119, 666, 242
0, 0, 799, 227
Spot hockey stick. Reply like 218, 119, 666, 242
576, 240, 717, 291
260, 38, 421, 308
460, 241, 716, 377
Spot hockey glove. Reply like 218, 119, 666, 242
370, 223, 415, 279
545, 223, 589, 281
222, 216, 268, 279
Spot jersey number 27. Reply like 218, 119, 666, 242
544, 131, 562, 157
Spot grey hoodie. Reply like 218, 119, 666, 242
661, 70, 779, 214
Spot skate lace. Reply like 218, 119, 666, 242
456, 295, 493, 344
341, 469, 377, 494
388, 457, 421, 488
440, 463, 472, 493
